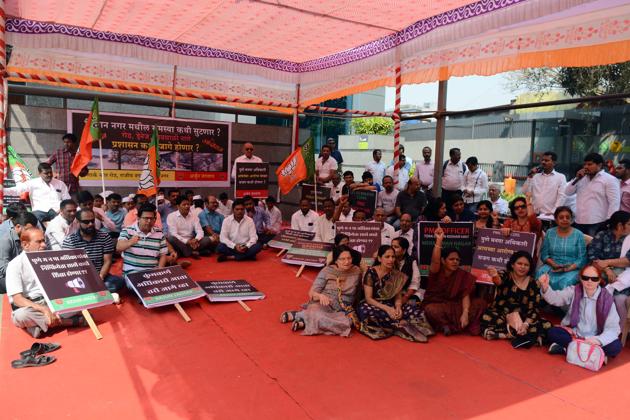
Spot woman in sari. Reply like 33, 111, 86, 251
501, 194, 542, 238
280, 246, 361, 337
357, 245, 433, 342
588, 210, 630, 281
480, 251, 551, 348
422, 226, 486, 335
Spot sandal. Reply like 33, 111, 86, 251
291, 319, 305, 332
19, 342, 61, 358
280, 311, 297, 324
11, 355, 56, 369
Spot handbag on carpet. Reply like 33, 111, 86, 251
566, 339, 605, 371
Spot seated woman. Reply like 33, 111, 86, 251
536, 206, 587, 291
357, 245, 433, 342
501, 194, 542, 236
391, 237, 423, 303
325, 233, 350, 265
480, 251, 551, 348
447, 194, 475, 222
422, 226, 486, 335
588, 210, 630, 281
424, 198, 451, 223
280, 245, 361, 337
474, 200, 500, 231
540, 265, 622, 359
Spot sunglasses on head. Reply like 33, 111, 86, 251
581, 275, 600, 282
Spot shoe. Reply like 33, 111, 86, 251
443, 326, 452, 337
511, 335, 535, 349
217, 254, 228, 263
548, 342, 566, 355
483, 328, 498, 341
179, 260, 192, 269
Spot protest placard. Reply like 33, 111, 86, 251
197, 280, 265, 302
125, 266, 206, 309
26, 249, 113, 314
268, 229, 316, 250
234, 162, 269, 198
335, 221, 381, 264
417, 222, 474, 275
349, 189, 377, 219
471, 228, 536, 283
301, 183, 331, 210
281, 239, 333, 268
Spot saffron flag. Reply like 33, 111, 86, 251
275, 137, 315, 195
71, 98, 100, 177
137, 125, 161, 196
7, 145, 32, 184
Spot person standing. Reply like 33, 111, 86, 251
231, 142, 262, 180
615, 159, 630, 212
11, 163, 71, 223
316, 144, 338, 185
386, 154, 410, 191
441, 148, 467, 203
565, 153, 620, 236
47, 133, 81, 195
414, 146, 434, 194
462, 157, 488, 212
45, 199, 79, 250
521, 151, 567, 217
365, 149, 386, 185
327, 137, 343, 166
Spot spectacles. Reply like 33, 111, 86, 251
581, 275, 600, 282
79, 219, 95, 225
245, 148, 254, 151
514, 205, 526, 210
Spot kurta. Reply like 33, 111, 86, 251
536, 227, 587, 290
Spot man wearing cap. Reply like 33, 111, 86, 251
122, 195, 135, 212
231, 142, 262, 180
191, 195, 204, 218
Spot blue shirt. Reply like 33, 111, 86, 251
248, 207, 269, 234
199, 209, 224, 234
105, 208, 127, 232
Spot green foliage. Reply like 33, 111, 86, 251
351, 117, 394, 135
500, 192, 524, 204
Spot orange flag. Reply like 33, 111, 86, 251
137, 125, 161, 196
71, 98, 99, 177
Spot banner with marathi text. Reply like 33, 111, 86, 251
68, 111, 231, 187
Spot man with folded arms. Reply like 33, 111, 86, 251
217, 199, 261, 262
7, 228, 87, 338
167, 196, 212, 259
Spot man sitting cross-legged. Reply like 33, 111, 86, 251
166, 195, 212, 259
217, 199, 262, 262
7, 228, 87, 338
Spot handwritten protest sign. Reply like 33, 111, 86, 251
197, 280, 265, 302
281, 239, 333, 268
417, 222, 474, 275
26, 250, 113, 314
349, 189, 377, 219
301, 184, 331, 209
472, 228, 536, 283
234, 162, 269, 198
125, 266, 206, 308
335, 221, 381, 264
268, 229, 316, 250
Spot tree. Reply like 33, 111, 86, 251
350, 117, 394, 135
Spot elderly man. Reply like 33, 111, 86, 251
199, 195, 224, 249
394, 213, 415, 256
373, 207, 395, 246
7, 228, 87, 338
314, 198, 338, 243
231, 142, 262, 180
488, 184, 509, 216
47, 133, 82, 194
0, 212, 38, 294
45, 199, 79, 250
217, 199, 262, 262
167, 196, 212, 258
414, 146, 434, 193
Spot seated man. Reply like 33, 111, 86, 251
348, 171, 381, 192
263, 196, 282, 236
62, 209, 124, 293
117, 203, 168, 275
394, 213, 415, 256
314, 198, 339, 243
217, 192, 233, 217
290, 198, 318, 232
7, 228, 87, 338
77, 190, 117, 232
0, 212, 38, 294
373, 207, 395, 246
45, 199, 79, 250
217, 199, 262, 262
199, 195, 224, 251
104, 193, 127, 238
166, 196, 212, 258
243, 195, 274, 246
123, 194, 163, 229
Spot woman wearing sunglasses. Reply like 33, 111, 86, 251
535, 206, 587, 291
539, 265, 622, 359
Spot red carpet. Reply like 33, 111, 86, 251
1, 250, 630, 419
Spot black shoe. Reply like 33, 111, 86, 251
217, 254, 227, 263
548, 342, 566, 355
511, 335, 535, 349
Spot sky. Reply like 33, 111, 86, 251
384, 72, 517, 111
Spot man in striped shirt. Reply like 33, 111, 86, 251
116, 203, 168, 275
62, 209, 124, 293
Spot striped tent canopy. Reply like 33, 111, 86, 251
4, 0, 630, 108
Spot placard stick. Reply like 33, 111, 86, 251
276, 248, 287, 257
296, 264, 305, 278
174, 303, 191, 322
237, 300, 252, 312
81, 310, 103, 340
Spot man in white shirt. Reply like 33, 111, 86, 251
462, 156, 488, 212
291, 199, 318, 232
386, 154, 410, 191
614, 159, 630, 212
488, 184, 509, 216
217, 192, 233, 217
373, 207, 395, 246
313, 198, 338, 243
365, 149, 386, 185
263, 196, 283, 235
167, 196, 212, 258
77, 190, 117, 232
8, 228, 87, 338
377, 175, 399, 225
394, 213, 415, 256
338, 200, 355, 222
441, 148, 467, 203
231, 142, 263, 180
414, 146, 434, 194
217, 199, 262, 262
316, 144, 338, 185
521, 151, 567, 217
45, 199, 79, 250
565, 152, 621, 236
12, 162, 71, 223
330, 172, 343, 203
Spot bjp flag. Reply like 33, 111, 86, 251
137, 125, 161, 196
275, 137, 315, 195
71, 98, 100, 177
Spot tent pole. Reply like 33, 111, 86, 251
0, 0, 7, 212
392, 48, 401, 188
292, 84, 300, 152
170, 65, 177, 118
432, 79, 448, 198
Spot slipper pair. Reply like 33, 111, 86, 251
11, 342, 60, 369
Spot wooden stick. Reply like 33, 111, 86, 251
276, 248, 287, 257
296, 264, 305, 278
174, 303, 191, 322
81, 309, 103, 340
237, 300, 252, 312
